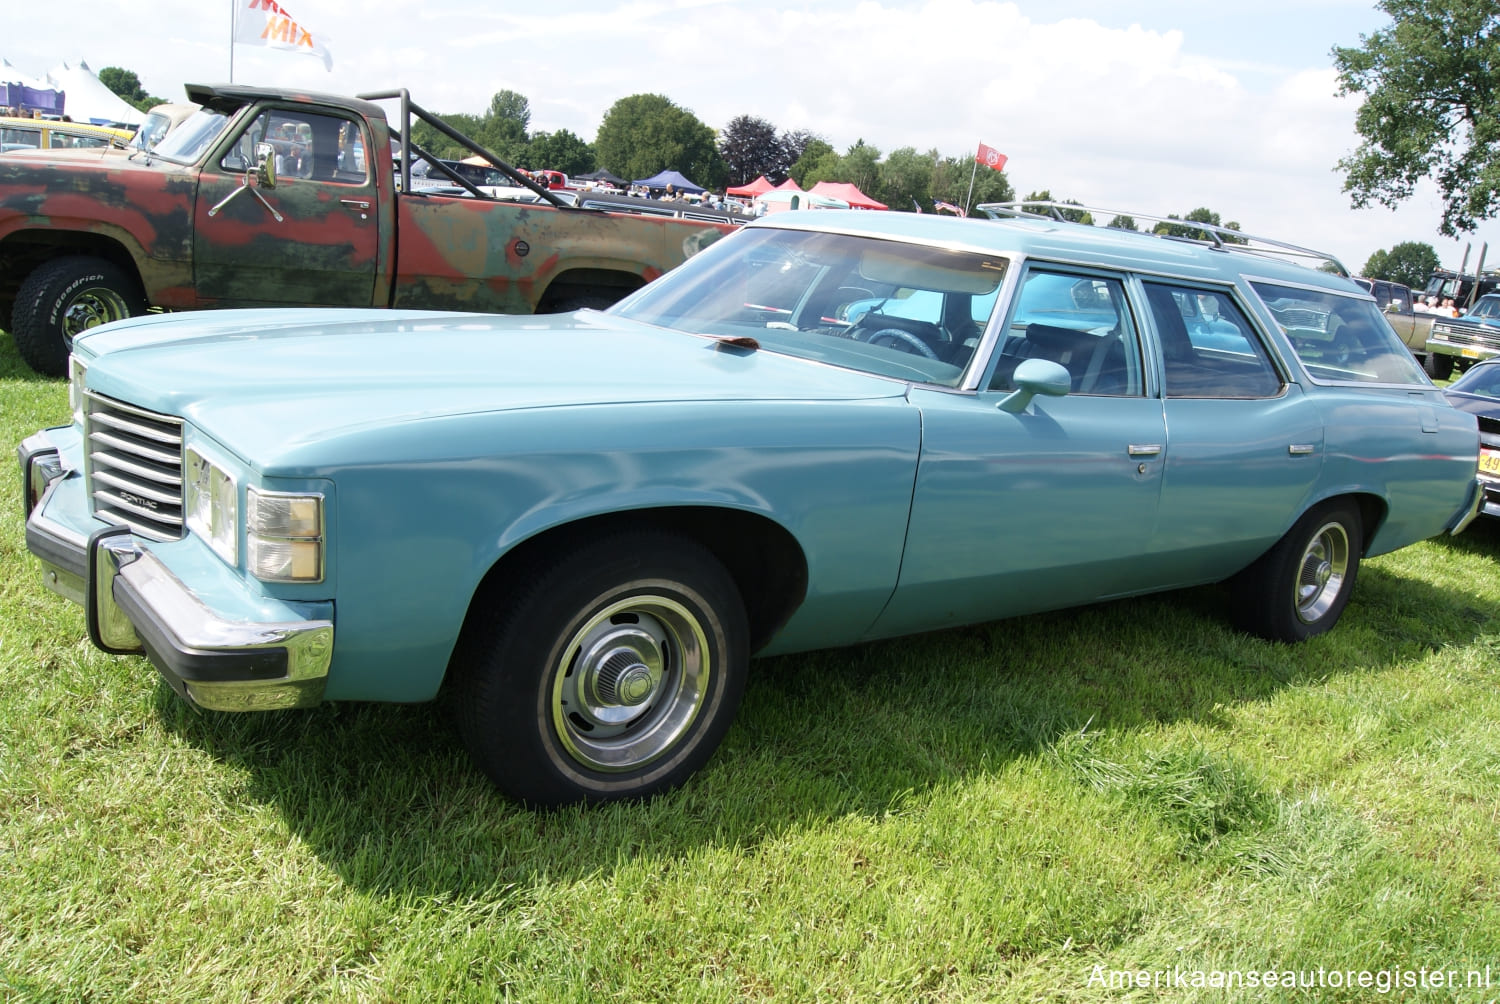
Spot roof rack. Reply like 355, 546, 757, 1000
974, 201, 1351, 278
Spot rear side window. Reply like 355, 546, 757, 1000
1252, 281, 1428, 385
1142, 282, 1283, 398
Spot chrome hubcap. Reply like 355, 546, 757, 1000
61, 287, 131, 340
551, 594, 710, 772
1294, 520, 1349, 623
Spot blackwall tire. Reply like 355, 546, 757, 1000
1424, 352, 1454, 381
453, 531, 749, 806
1231, 500, 1363, 643
11, 256, 145, 377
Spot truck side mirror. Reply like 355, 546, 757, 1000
254, 141, 277, 189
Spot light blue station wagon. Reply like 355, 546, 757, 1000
19, 205, 1484, 804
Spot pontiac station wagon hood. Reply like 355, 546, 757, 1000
75, 308, 909, 464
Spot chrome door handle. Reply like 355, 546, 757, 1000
1288, 444, 1316, 456
1128, 444, 1162, 457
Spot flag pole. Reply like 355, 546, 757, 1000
229, 0, 235, 82
963, 154, 978, 215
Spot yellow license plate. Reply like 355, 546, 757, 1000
1480, 451, 1500, 476
1462, 347, 1487, 359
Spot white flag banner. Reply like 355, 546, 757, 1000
234, 0, 333, 71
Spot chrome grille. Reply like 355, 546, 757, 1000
84, 393, 185, 541
1435, 322, 1500, 349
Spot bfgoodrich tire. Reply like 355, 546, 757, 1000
12, 256, 145, 377
453, 531, 749, 806
1231, 500, 1363, 643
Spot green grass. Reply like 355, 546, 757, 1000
3, 332, 1498, 1002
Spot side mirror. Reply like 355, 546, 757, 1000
998, 358, 1071, 413
254, 141, 277, 189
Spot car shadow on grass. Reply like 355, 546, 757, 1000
152, 539, 1500, 899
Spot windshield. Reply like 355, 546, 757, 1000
611, 227, 1008, 387
144, 108, 230, 163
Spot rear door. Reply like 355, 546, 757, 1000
1139, 279, 1326, 580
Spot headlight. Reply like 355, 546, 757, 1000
247, 488, 324, 583
184, 447, 238, 565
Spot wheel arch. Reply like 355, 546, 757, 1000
535, 267, 646, 312
460, 505, 809, 657
0, 229, 149, 314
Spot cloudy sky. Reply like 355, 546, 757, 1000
8, 0, 1498, 278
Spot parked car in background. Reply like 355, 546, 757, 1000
128, 102, 200, 152
0, 116, 134, 153
1425, 292, 1500, 380
19, 204, 1482, 806
1352, 277, 1438, 375
1442, 358, 1500, 519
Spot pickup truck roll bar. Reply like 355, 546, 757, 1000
358, 88, 566, 209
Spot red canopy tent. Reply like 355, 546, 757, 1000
727, 175, 775, 197
809, 181, 887, 210
772, 178, 804, 192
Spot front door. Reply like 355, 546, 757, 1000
869, 267, 1168, 639
194, 106, 381, 307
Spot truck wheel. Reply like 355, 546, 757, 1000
1424, 352, 1454, 381
1230, 500, 1362, 643
453, 531, 749, 806
12, 256, 145, 377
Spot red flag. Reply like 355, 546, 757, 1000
975, 143, 1007, 172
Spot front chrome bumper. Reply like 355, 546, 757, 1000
20, 431, 333, 711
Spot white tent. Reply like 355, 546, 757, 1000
46, 60, 144, 126
1, 57, 66, 115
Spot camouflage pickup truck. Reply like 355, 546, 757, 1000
0, 84, 743, 376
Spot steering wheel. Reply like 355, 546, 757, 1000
846, 315, 942, 360
860, 327, 940, 359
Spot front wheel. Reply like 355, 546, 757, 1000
453, 531, 749, 806
11, 256, 145, 376
1424, 351, 1454, 381
1231, 500, 1363, 643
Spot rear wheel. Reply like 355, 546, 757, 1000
12, 256, 145, 376
453, 531, 749, 806
1231, 500, 1362, 643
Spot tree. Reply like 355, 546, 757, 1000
1334, 0, 1500, 235
1153, 207, 1241, 242
97, 67, 164, 112
789, 139, 834, 188
838, 140, 882, 199
1107, 215, 1139, 231
1363, 240, 1442, 287
1022, 190, 1093, 224
525, 129, 595, 175
878, 147, 934, 214
778, 130, 821, 177
595, 94, 726, 190
719, 115, 784, 186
